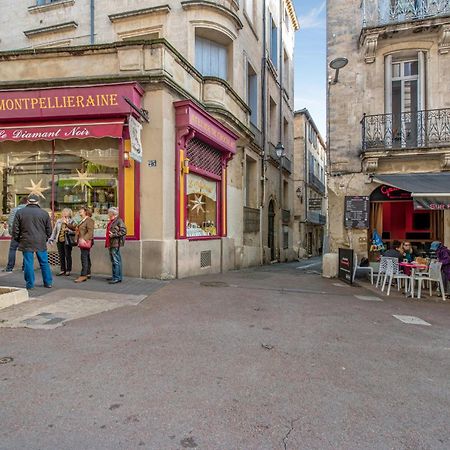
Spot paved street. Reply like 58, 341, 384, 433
1, 260, 449, 449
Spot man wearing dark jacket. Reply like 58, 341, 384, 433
105, 207, 127, 284
12, 194, 53, 289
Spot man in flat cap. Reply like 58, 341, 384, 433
12, 194, 53, 289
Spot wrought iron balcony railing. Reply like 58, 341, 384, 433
362, 108, 450, 151
308, 211, 326, 225
361, 0, 450, 28
308, 172, 326, 195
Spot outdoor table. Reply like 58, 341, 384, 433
399, 262, 428, 298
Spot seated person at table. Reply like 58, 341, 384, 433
401, 241, 416, 263
383, 240, 404, 263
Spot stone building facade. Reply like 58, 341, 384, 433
326, 0, 450, 273
0, 0, 299, 279
293, 109, 327, 258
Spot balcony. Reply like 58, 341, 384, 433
308, 211, 326, 225
308, 172, 326, 195
361, 0, 450, 28
362, 108, 450, 151
282, 209, 291, 225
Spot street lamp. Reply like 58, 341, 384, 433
329, 57, 348, 84
275, 142, 285, 159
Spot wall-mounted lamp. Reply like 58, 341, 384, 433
123, 150, 131, 168
275, 142, 285, 159
296, 187, 303, 198
182, 156, 190, 174
329, 57, 348, 84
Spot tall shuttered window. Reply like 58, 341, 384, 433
195, 36, 228, 80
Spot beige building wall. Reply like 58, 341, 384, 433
326, 0, 450, 273
0, 0, 299, 278
293, 110, 327, 259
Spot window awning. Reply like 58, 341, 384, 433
373, 173, 450, 210
0, 118, 125, 142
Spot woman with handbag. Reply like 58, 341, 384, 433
67, 206, 95, 283
48, 208, 75, 276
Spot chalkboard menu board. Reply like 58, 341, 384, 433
338, 248, 354, 284
344, 196, 369, 229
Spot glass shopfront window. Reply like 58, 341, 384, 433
186, 173, 218, 237
0, 138, 119, 237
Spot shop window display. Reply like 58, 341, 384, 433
186, 173, 217, 237
0, 138, 119, 237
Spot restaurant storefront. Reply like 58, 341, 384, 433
369, 173, 450, 258
0, 83, 143, 270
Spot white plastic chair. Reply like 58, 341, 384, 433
415, 261, 446, 301
353, 254, 374, 284
381, 257, 411, 296
376, 256, 391, 288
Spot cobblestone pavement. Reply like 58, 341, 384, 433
1, 260, 449, 449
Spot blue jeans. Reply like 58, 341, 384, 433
6, 239, 20, 271
109, 247, 122, 281
23, 250, 53, 289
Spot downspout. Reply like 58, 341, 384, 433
90, 0, 95, 45
304, 120, 308, 243
278, 0, 284, 260
260, 0, 267, 265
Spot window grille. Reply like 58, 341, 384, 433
187, 138, 222, 177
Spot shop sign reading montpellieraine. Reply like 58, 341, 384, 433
0, 83, 143, 121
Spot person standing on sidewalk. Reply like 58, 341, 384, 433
105, 207, 127, 284
48, 208, 74, 277
67, 207, 95, 283
3, 197, 27, 272
12, 194, 53, 290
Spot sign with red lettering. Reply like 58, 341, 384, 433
174, 100, 237, 154
0, 83, 143, 121
371, 185, 411, 201
414, 197, 450, 210
0, 119, 124, 142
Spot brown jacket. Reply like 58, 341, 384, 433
68, 217, 95, 242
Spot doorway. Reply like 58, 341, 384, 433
268, 200, 275, 261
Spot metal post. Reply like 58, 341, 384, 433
90, 0, 95, 45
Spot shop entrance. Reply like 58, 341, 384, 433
369, 185, 444, 258
268, 200, 275, 261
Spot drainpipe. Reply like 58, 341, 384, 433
90, 0, 95, 45
260, 0, 267, 265
278, 0, 284, 260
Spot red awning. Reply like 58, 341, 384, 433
0, 118, 125, 142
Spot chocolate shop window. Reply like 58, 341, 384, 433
0, 138, 119, 238
186, 173, 217, 237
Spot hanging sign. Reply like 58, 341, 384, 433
128, 115, 143, 163
344, 196, 369, 229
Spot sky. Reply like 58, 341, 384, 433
293, 0, 326, 138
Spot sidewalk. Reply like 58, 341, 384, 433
0, 269, 166, 297
0, 269, 166, 329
